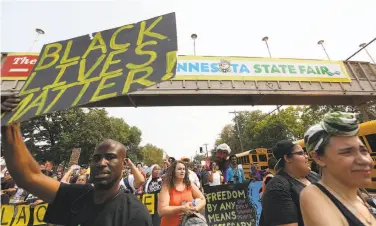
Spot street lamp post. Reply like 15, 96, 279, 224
262, 36, 272, 58
191, 33, 198, 56
29, 28, 45, 52
359, 43, 376, 64
262, 36, 281, 112
317, 40, 331, 60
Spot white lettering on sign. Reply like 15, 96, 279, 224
13, 57, 37, 65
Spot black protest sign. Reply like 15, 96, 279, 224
204, 183, 257, 226
1, 12, 177, 125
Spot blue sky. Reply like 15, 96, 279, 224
2, 0, 375, 160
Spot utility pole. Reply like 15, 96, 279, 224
229, 111, 244, 151
203, 143, 209, 157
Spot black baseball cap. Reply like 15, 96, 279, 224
272, 140, 295, 171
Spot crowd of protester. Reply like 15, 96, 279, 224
2, 94, 376, 226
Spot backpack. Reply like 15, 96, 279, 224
123, 178, 134, 193
180, 212, 208, 226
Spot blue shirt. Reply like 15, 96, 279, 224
226, 167, 246, 184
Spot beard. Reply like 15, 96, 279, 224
90, 170, 119, 190
93, 178, 118, 190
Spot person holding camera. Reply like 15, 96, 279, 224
226, 155, 245, 184
208, 162, 223, 186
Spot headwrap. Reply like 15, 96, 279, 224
144, 164, 161, 193
304, 112, 359, 154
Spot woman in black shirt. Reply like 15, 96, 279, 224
260, 140, 320, 226
144, 164, 163, 194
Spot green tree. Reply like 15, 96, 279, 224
214, 106, 322, 152
305, 104, 375, 123
250, 107, 304, 148
21, 108, 86, 164
215, 124, 240, 152
140, 144, 164, 166
21, 108, 144, 165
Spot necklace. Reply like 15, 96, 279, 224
321, 182, 373, 226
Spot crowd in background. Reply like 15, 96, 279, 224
2, 100, 376, 225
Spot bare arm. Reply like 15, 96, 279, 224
128, 159, 145, 188
1, 124, 60, 203
208, 171, 213, 183
60, 166, 77, 184
158, 184, 192, 217
3, 188, 17, 196
191, 184, 206, 212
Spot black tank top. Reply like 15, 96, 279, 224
314, 183, 367, 226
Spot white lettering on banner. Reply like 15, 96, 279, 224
13, 57, 37, 65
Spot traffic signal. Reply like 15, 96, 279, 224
200, 147, 203, 153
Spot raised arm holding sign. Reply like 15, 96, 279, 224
1, 13, 177, 226
1, 12, 177, 125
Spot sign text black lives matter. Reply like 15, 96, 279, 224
1, 13, 177, 125
204, 183, 257, 226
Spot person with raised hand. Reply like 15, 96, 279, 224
1, 98, 152, 225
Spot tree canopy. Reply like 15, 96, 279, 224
21, 108, 164, 166
214, 105, 375, 155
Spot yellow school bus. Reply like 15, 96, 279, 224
295, 120, 376, 191
234, 148, 273, 179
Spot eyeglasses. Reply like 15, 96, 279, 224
290, 150, 308, 156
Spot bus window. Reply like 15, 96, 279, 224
261, 166, 268, 170
360, 136, 367, 146
259, 154, 267, 162
365, 134, 376, 152
251, 155, 258, 163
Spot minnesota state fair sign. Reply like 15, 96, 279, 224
175, 56, 351, 82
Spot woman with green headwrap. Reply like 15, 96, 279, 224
300, 112, 376, 226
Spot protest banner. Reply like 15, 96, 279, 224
1, 193, 159, 226
1, 12, 177, 125
204, 183, 257, 226
248, 181, 262, 225
68, 148, 81, 167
